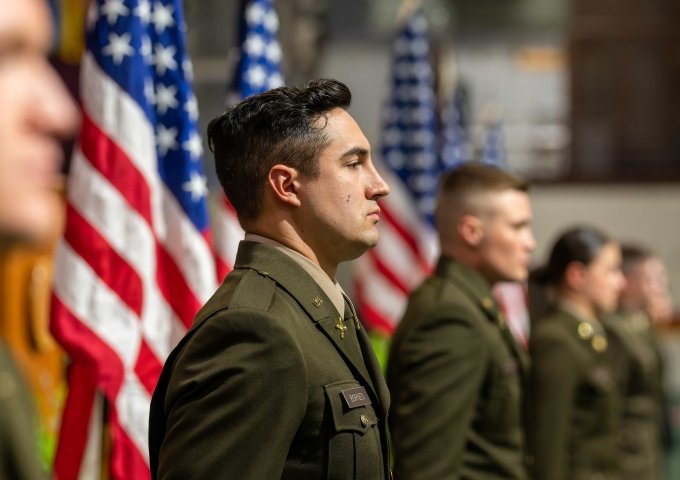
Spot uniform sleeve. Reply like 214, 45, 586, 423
527, 333, 578, 480
156, 309, 308, 480
387, 311, 487, 480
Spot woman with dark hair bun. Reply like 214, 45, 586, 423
527, 226, 625, 480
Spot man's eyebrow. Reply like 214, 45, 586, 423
340, 146, 369, 159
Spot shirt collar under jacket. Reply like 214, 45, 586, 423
244, 233, 346, 317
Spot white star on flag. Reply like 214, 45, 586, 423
182, 59, 194, 82
101, 0, 129, 24
244, 34, 266, 56
152, 1, 175, 33
182, 172, 208, 202
182, 132, 203, 160
134, 0, 152, 24
156, 124, 178, 155
184, 94, 199, 121
140, 35, 152, 63
246, 2, 266, 24
153, 43, 178, 75
246, 65, 267, 88
265, 42, 281, 63
263, 10, 278, 31
268, 72, 284, 90
155, 84, 178, 114
102, 32, 134, 65
144, 78, 156, 105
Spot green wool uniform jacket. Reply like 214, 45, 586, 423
387, 257, 530, 480
603, 312, 664, 480
0, 344, 46, 480
528, 307, 621, 480
149, 241, 391, 480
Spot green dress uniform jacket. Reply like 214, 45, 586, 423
0, 343, 45, 480
528, 307, 621, 480
387, 257, 530, 480
603, 312, 664, 480
149, 241, 391, 480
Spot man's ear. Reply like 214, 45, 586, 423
268, 164, 301, 207
458, 214, 484, 248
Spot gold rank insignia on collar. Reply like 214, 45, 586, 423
497, 313, 507, 328
577, 321, 594, 340
482, 297, 494, 310
335, 316, 348, 339
312, 297, 323, 308
591, 334, 608, 352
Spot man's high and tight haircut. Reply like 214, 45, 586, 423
434, 162, 529, 228
207, 78, 352, 224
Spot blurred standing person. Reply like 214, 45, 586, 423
0, 0, 79, 478
602, 244, 673, 480
528, 226, 625, 480
150, 79, 392, 479
387, 163, 535, 480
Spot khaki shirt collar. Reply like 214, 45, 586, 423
244, 233, 346, 316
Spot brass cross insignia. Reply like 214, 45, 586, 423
335, 316, 347, 339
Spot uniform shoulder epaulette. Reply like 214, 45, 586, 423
228, 268, 276, 311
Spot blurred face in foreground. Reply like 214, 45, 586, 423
0, 0, 79, 244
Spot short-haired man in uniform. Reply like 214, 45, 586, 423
149, 79, 392, 479
387, 163, 535, 479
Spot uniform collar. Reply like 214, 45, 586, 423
435, 256, 495, 309
244, 233, 346, 316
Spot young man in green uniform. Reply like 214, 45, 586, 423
149, 79, 393, 479
0, 1, 78, 478
387, 163, 535, 479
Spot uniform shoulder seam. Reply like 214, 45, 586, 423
228, 268, 276, 311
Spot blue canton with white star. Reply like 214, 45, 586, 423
232, 0, 284, 99
88, 0, 209, 231
381, 9, 440, 225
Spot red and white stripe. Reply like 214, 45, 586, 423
51, 53, 217, 479
355, 164, 438, 335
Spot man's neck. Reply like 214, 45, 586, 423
245, 228, 338, 279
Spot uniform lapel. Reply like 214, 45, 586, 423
440, 257, 530, 378
233, 241, 381, 402
313, 300, 380, 404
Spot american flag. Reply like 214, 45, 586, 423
213, 0, 284, 275
354, 7, 438, 334
441, 85, 472, 169
50, 0, 217, 478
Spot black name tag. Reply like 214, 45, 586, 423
341, 386, 371, 409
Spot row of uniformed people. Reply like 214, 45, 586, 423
528, 229, 669, 480
387, 164, 670, 480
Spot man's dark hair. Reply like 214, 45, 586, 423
207, 78, 352, 224
531, 225, 612, 286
